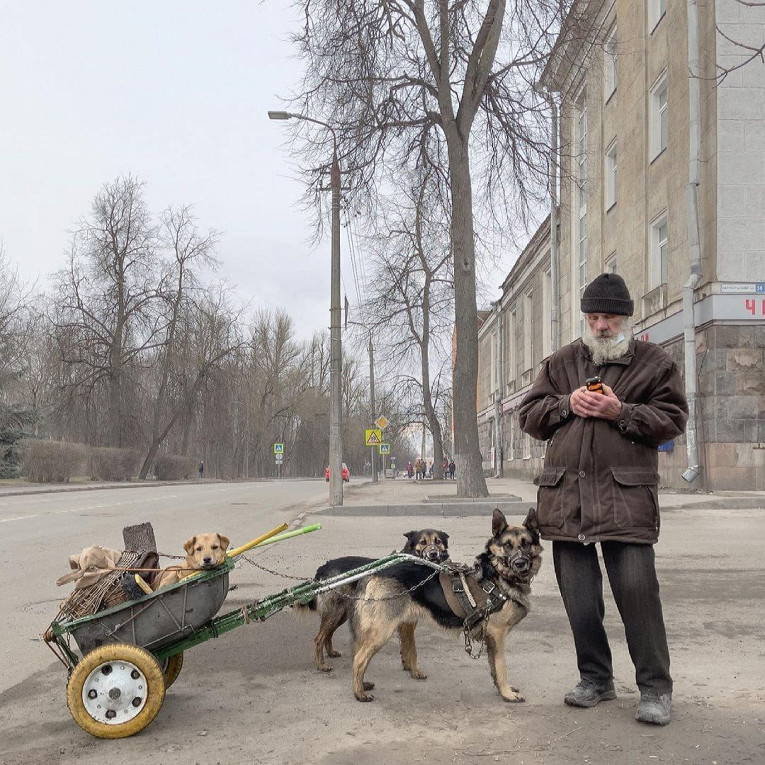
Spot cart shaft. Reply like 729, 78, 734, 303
154, 552, 442, 660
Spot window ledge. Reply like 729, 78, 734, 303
650, 147, 667, 165
605, 88, 617, 106
606, 201, 617, 214
650, 12, 666, 36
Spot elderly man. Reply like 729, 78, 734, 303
518, 273, 688, 726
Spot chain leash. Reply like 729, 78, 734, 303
463, 618, 488, 659
238, 554, 443, 602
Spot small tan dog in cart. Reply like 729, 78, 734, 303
152, 533, 230, 590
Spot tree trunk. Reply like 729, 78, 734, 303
448, 138, 488, 498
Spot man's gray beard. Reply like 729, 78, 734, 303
582, 322, 633, 365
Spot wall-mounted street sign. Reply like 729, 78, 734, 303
374, 415, 389, 430
365, 429, 382, 446
379, 443, 390, 455
273, 443, 284, 454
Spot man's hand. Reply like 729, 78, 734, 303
570, 384, 622, 421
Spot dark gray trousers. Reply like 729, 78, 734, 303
552, 540, 672, 694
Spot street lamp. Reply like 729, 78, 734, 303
269, 110, 343, 506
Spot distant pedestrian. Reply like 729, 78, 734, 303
428, 461, 433, 478
198, 460, 204, 479
407, 461, 414, 479
442, 458, 448, 477
448, 460, 456, 479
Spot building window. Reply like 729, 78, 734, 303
605, 140, 617, 210
490, 328, 497, 393
507, 310, 516, 392
651, 74, 668, 158
523, 291, 533, 373
650, 0, 666, 31
604, 25, 617, 100
651, 215, 668, 287
515, 309, 524, 383
606, 253, 617, 273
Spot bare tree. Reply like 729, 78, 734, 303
714, 1, 765, 83
0, 245, 34, 393
360, 167, 453, 477
138, 207, 219, 478
53, 176, 160, 447
287, 0, 563, 495
166, 287, 244, 473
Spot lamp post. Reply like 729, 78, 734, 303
269, 110, 343, 506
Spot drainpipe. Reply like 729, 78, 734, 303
548, 92, 560, 352
491, 300, 504, 477
682, 0, 702, 485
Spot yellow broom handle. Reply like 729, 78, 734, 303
226, 523, 289, 558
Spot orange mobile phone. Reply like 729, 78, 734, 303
585, 376, 604, 394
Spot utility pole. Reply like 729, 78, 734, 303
368, 334, 378, 483
328, 145, 343, 505
269, 110, 343, 505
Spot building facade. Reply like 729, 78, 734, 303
477, 0, 765, 490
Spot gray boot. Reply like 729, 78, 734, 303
635, 692, 672, 725
564, 678, 617, 708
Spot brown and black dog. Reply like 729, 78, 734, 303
350, 509, 541, 702
298, 529, 450, 672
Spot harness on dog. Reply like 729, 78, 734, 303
439, 564, 530, 659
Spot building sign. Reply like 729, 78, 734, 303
636, 293, 765, 345
720, 283, 761, 294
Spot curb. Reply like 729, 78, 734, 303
0, 477, 328, 498
316, 499, 534, 517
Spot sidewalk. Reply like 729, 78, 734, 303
335, 474, 765, 512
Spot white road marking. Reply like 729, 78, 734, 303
0, 514, 39, 523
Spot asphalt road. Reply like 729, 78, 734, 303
0, 479, 331, 695
1, 480, 764, 764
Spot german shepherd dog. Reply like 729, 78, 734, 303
299, 529, 450, 672
351, 508, 541, 702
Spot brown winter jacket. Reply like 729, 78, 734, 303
518, 339, 688, 544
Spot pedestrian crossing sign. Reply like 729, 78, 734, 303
273, 443, 284, 454
379, 443, 390, 455
365, 429, 382, 446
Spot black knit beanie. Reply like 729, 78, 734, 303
581, 273, 634, 316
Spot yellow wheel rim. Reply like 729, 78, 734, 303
67, 644, 165, 739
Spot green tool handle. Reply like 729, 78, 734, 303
247, 523, 322, 549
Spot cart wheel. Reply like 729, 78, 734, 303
66, 644, 166, 739
161, 652, 184, 688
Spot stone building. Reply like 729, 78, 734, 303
476, 0, 765, 490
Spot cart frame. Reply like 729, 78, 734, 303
47, 525, 445, 739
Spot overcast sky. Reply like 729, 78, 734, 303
1, 1, 510, 344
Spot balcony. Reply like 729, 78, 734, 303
642, 283, 667, 317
